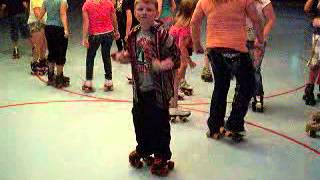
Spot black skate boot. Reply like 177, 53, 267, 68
303, 84, 316, 106
30, 61, 40, 75
47, 71, 55, 86
37, 60, 48, 76
12, 47, 20, 59
150, 157, 174, 177
201, 66, 213, 82
252, 96, 264, 112
54, 74, 70, 88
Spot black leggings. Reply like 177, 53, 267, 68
45, 25, 68, 65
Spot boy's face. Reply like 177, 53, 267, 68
134, 1, 158, 26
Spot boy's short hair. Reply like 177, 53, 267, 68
134, 0, 158, 10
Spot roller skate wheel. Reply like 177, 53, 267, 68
170, 116, 177, 123
143, 157, 154, 166
167, 161, 174, 170
181, 117, 188, 122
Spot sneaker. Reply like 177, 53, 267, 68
104, 79, 114, 91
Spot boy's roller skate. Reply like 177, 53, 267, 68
219, 127, 246, 143
12, 47, 20, 59
150, 157, 174, 177
129, 150, 155, 168
201, 66, 213, 82
180, 80, 193, 96
54, 74, 70, 88
303, 84, 316, 106
252, 95, 264, 112
169, 108, 191, 123
306, 111, 320, 138
104, 79, 114, 91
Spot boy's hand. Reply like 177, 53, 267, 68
82, 38, 89, 48
153, 58, 174, 72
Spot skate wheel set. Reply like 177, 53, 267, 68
206, 127, 245, 142
180, 87, 193, 96
82, 85, 95, 93
103, 84, 114, 92
129, 151, 174, 177
170, 114, 189, 123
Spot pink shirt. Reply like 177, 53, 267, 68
193, 0, 254, 52
169, 25, 193, 49
82, 0, 115, 35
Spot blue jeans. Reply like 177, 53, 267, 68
207, 48, 255, 133
86, 32, 113, 80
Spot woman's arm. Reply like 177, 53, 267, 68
82, 9, 89, 48
190, 0, 204, 53
170, 0, 176, 14
157, 0, 163, 17
262, 3, 276, 41
60, 1, 69, 37
246, 2, 264, 44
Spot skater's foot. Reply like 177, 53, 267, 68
129, 150, 143, 168
104, 79, 113, 91
206, 130, 222, 139
54, 74, 70, 88
82, 81, 95, 93
12, 47, 20, 59
169, 108, 191, 122
150, 158, 174, 177
180, 80, 193, 96
220, 127, 246, 142
201, 66, 213, 82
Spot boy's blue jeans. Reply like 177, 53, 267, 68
86, 32, 113, 80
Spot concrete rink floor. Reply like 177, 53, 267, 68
0, 2, 319, 180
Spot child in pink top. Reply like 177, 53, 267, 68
168, 0, 197, 120
82, 0, 120, 93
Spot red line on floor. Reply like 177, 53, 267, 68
181, 107, 320, 156
0, 99, 319, 156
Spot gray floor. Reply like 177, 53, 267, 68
0, 5, 320, 180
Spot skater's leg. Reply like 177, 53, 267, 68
85, 35, 101, 81
226, 53, 255, 132
206, 49, 231, 134
101, 33, 113, 81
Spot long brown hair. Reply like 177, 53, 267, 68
175, 0, 198, 26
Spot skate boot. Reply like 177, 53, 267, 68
252, 96, 264, 112
30, 61, 40, 75
303, 84, 316, 106
180, 80, 193, 96
47, 71, 55, 86
37, 60, 48, 76
12, 47, 20, 59
219, 127, 246, 143
206, 130, 222, 140
54, 74, 70, 88
305, 111, 320, 138
177, 89, 185, 100
169, 108, 191, 123
82, 81, 95, 93
104, 79, 114, 92
129, 150, 154, 168
150, 157, 174, 177
201, 66, 213, 82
